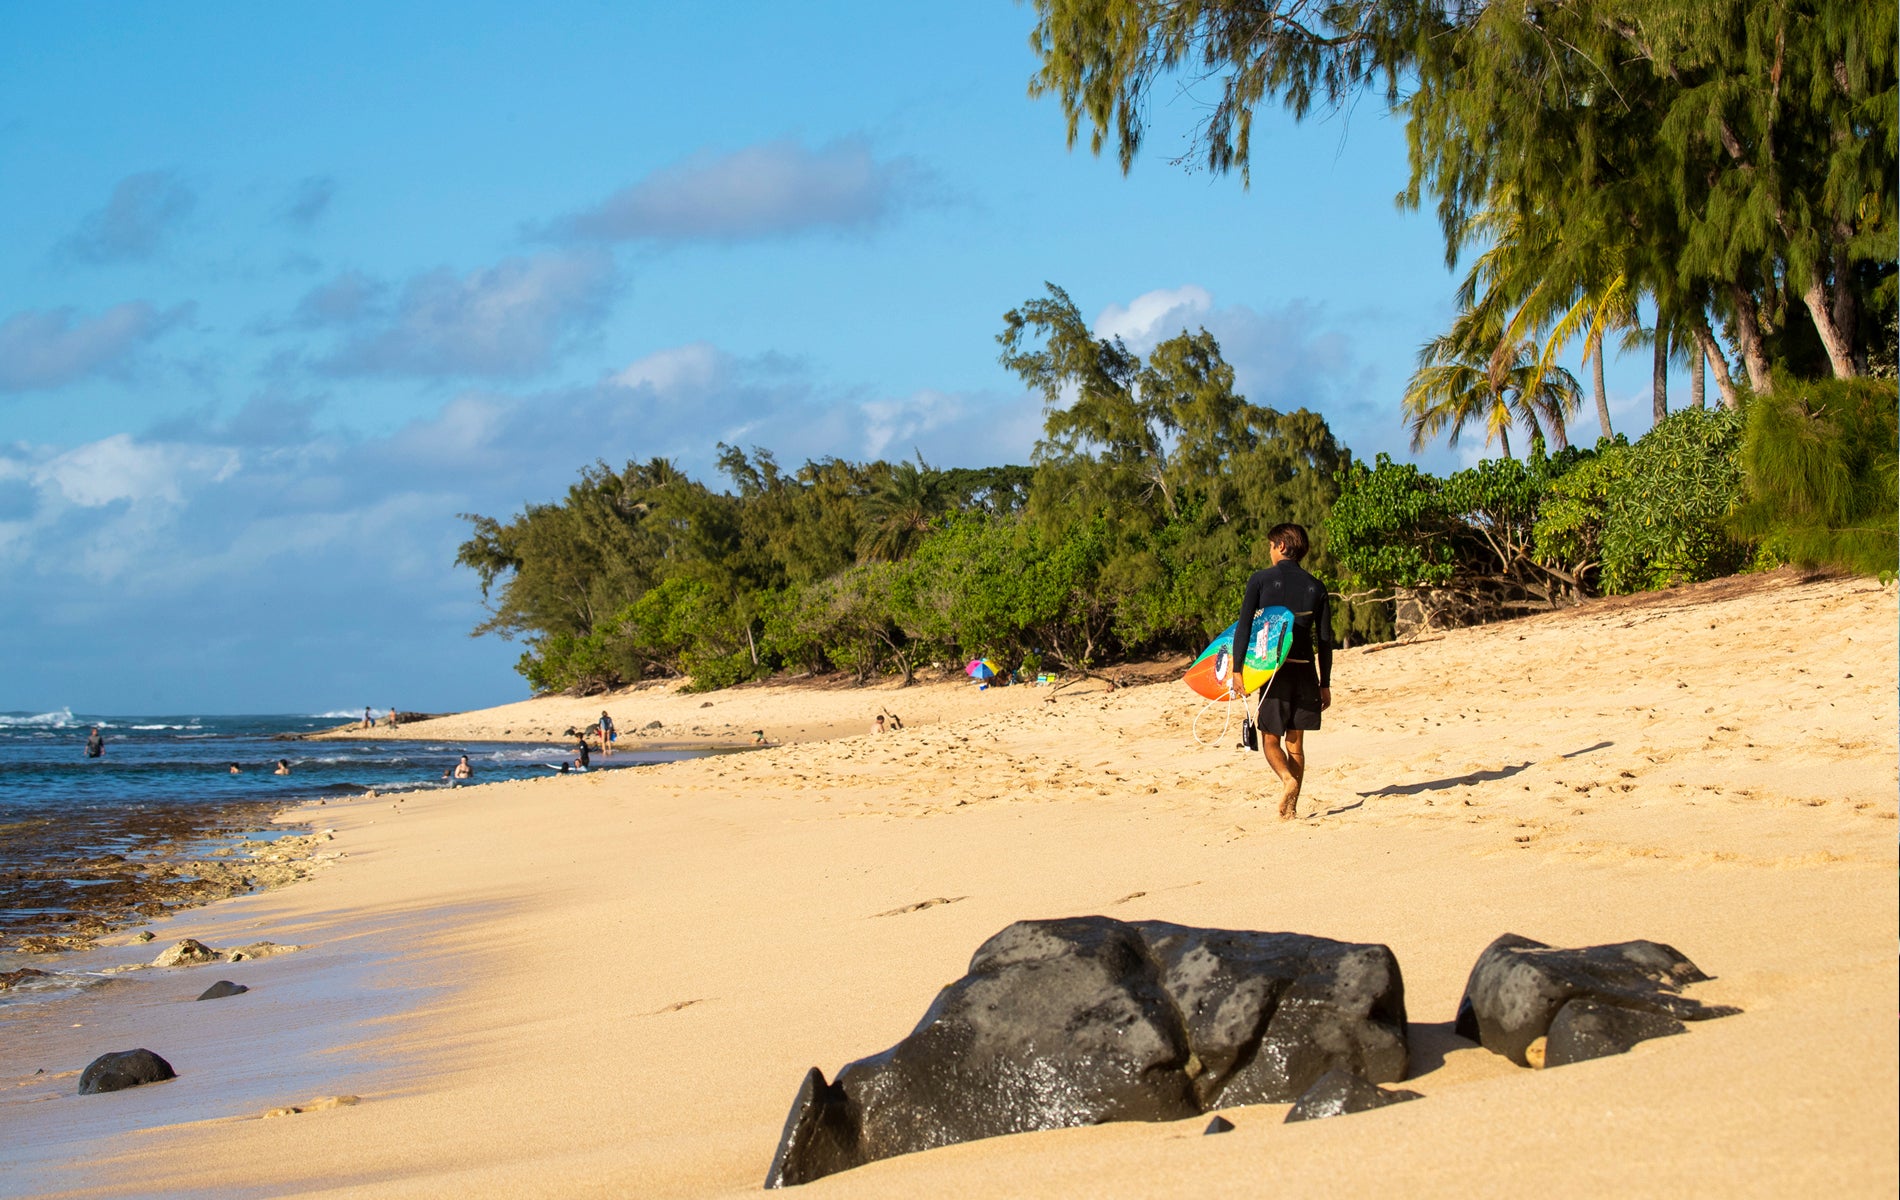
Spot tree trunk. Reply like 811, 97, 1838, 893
1590, 333, 1613, 438
1803, 277, 1859, 379
1729, 283, 1773, 393
1690, 344, 1706, 409
1651, 329, 1668, 424
1497, 424, 1512, 460
1691, 320, 1740, 409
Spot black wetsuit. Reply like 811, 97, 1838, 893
576, 740, 591, 769
85, 732, 104, 758
1232, 560, 1333, 735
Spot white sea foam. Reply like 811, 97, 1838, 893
310, 709, 383, 720
0, 708, 77, 729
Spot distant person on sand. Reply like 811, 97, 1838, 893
873, 714, 886, 735
363, 706, 374, 730
85, 727, 104, 758
599, 711, 615, 756
388, 707, 400, 729
274, 759, 292, 775
1233, 523, 1333, 820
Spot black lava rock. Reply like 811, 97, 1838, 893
764, 916, 1409, 1187
196, 980, 249, 1001
1283, 1069, 1422, 1123
1454, 934, 1739, 1067
78, 1049, 176, 1095
1546, 997, 1686, 1066
1203, 1115, 1236, 1135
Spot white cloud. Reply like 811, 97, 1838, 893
555, 138, 928, 243
611, 341, 726, 393
1093, 285, 1214, 347
315, 250, 616, 379
0, 302, 191, 392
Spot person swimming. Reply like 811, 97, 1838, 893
274, 759, 291, 775
228, 763, 243, 774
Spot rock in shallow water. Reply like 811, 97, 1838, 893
1453, 934, 1738, 1067
764, 916, 1409, 1187
1283, 1069, 1422, 1123
196, 980, 249, 1001
78, 1049, 176, 1094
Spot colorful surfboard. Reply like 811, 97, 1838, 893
1183, 606, 1295, 700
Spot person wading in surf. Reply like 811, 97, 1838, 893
1232, 523, 1333, 819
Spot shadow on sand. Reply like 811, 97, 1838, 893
1357, 741, 1615, 798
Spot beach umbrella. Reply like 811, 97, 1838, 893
965, 659, 997, 681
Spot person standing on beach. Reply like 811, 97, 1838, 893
1232, 523, 1333, 820
599, 711, 615, 757
364, 706, 374, 730
84, 727, 104, 758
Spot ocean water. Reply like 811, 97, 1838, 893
0, 709, 704, 960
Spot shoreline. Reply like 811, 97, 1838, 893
7, 570, 1895, 1197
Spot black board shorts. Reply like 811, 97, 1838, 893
1257, 661, 1323, 736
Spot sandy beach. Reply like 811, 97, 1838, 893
6, 568, 1895, 1198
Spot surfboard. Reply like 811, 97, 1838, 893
1182, 606, 1295, 700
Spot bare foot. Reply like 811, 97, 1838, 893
1279, 777, 1302, 820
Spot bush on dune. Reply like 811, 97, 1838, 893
1732, 377, 1899, 578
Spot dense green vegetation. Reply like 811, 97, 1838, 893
458, 286, 1381, 694
458, 294, 1894, 692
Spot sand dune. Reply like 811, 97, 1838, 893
8, 569, 1895, 1197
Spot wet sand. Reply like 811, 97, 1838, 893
9, 569, 1896, 1198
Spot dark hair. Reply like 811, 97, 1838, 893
1268, 523, 1310, 562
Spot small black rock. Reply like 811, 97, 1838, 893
78, 1049, 176, 1095
1203, 1115, 1235, 1135
196, 980, 249, 1001
1284, 1069, 1422, 1123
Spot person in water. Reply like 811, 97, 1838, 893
452, 754, 473, 780
229, 762, 243, 774
85, 727, 104, 758
274, 759, 292, 775
1232, 523, 1333, 820
574, 736, 591, 770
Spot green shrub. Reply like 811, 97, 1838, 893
1732, 377, 1898, 576
1599, 409, 1750, 593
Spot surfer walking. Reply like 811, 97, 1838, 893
84, 727, 104, 759
1233, 523, 1333, 819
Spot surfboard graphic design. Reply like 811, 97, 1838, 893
1182, 606, 1295, 700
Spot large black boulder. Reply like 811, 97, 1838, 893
78, 1049, 176, 1095
765, 916, 1408, 1187
1283, 1068, 1422, 1123
1453, 934, 1739, 1067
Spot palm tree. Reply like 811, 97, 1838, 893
858, 457, 948, 562
1403, 310, 1584, 457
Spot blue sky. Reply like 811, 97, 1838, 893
0, 3, 1678, 714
